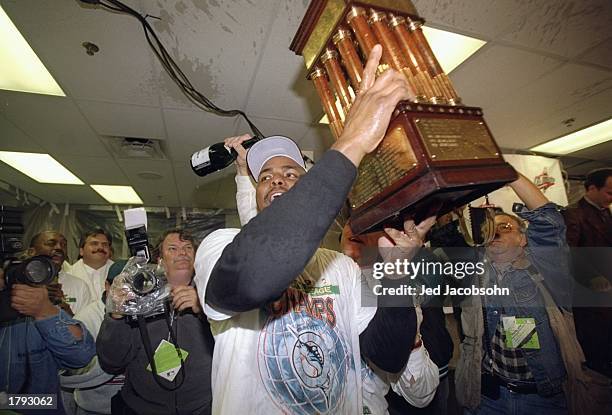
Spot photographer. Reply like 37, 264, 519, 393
96, 229, 214, 415
0, 268, 96, 414
27, 231, 94, 316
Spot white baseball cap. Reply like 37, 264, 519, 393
247, 135, 306, 182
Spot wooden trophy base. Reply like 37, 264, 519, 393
348, 101, 517, 235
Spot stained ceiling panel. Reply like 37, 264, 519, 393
412, 0, 538, 40
143, 0, 281, 111
244, 0, 322, 123
499, 0, 612, 58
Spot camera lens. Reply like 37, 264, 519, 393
23, 256, 56, 285
132, 270, 157, 295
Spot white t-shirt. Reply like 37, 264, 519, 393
195, 228, 377, 414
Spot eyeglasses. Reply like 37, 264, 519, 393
496, 222, 517, 233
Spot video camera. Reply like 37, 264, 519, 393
105, 208, 170, 318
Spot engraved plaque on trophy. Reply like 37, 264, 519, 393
290, 0, 517, 234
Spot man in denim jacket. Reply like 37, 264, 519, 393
456, 173, 572, 415
0, 269, 96, 414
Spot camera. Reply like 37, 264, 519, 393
105, 208, 169, 318
106, 256, 170, 318
0, 255, 59, 323
3, 255, 58, 287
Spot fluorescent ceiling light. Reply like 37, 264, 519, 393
0, 5, 65, 96
91, 185, 143, 204
530, 118, 612, 155
421, 26, 486, 74
0, 151, 83, 184
320, 27, 485, 123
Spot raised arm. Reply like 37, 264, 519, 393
204, 45, 415, 313
508, 172, 549, 210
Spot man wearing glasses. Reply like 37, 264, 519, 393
455, 173, 572, 415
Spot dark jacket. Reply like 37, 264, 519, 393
562, 197, 612, 285
97, 307, 214, 415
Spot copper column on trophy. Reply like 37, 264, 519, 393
309, 67, 343, 140
404, 16, 461, 104
346, 7, 379, 59
367, 10, 422, 102
321, 49, 353, 116
388, 14, 445, 104
332, 28, 363, 90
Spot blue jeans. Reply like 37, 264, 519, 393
465, 387, 567, 415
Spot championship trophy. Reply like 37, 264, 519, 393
290, 0, 517, 234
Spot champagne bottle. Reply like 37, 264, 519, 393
190, 136, 260, 177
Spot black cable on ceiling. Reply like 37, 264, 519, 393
85, 0, 263, 138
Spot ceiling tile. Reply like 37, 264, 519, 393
450, 45, 563, 109
114, 159, 179, 206
244, 0, 322, 123
412, 0, 537, 40
522, 88, 612, 153
162, 108, 239, 162
0, 115, 44, 152
569, 140, 612, 162
499, 0, 612, 58
77, 100, 166, 140
173, 161, 233, 208
143, 0, 280, 111
578, 37, 612, 70
234, 116, 312, 142
482, 62, 612, 148
1, 0, 160, 106
0, 91, 108, 157
55, 156, 128, 185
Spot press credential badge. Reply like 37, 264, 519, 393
146, 339, 189, 382
502, 316, 540, 349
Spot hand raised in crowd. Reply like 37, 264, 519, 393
11, 284, 58, 320
332, 44, 415, 167
378, 216, 437, 264
224, 134, 251, 176
171, 285, 201, 314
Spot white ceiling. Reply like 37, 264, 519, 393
0, 0, 611, 209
